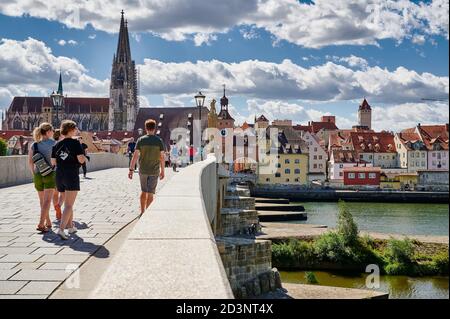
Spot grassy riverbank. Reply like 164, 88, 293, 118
272, 201, 449, 277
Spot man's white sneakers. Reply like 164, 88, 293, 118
68, 226, 78, 234
57, 229, 69, 240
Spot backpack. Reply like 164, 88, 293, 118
32, 143, 53, 176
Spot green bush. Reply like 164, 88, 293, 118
305, 271, 319, 284
431, 252, 449, 275
384, 238, 415, 264
0, 138, 7, 156
272, 239, 315, 268
337, 200, 359, 245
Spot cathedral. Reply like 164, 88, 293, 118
2, 11, 138, 133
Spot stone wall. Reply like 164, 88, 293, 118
219, 208, 259, 236
216, 237, 278, 297
0, 153, 129, 188
215, 183, 279, 298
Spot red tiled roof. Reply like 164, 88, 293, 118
350, 132, 396, 153
418, 125, 449, 141
293, 125, 312, 132
256, 114, 269, 122
359, 98, 372, 110
294, 121, 339, 134
396, 132, 425, 151
331, 150, 367, 164
0, 130, 31, 141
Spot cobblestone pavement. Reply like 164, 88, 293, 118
0, 168, 173, 299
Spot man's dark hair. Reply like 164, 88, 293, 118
145, 119, 157, 131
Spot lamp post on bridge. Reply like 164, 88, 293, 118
50, 90, 63, 128
195, 91, 205, 161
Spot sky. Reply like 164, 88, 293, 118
0, 0, 449, 132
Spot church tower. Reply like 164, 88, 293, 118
108, 11, 138, 131
358, 98, 372, 130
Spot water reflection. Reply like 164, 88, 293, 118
280, 271, 449, 299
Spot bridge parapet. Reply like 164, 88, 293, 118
0, 153, 129, 188
91, 154, 234, 299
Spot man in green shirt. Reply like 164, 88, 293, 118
128, 119, 165, 215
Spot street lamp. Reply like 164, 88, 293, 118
50, 90, 63, 127
195, 91, 205, 160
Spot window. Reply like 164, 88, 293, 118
339, 164, 343, 168
314, 147, 317, 152
313, 155, 317, 160
319, 155, 322, 160
378, 155, 382, 160
275, 173, 281, 178
348, 173, 356, 179
416, 161, 420, 166
295, 178, 299, 182
285, 159, 290, 164
265, 178, 270, 182
369, 173, 376, 179
319, 164, 323, 169
421, 161, 425, 166
403, 153, 405, 158
360, 154, 364, 159
432, 153, 436, 158
285, 169, 291, 174
339, 172, 343, 177
422, 153, 425, 158
295, 159, 300, 164
276, 163, 281, 168
369, 155, 373, 160
313, 164, 317, 169
295, 169, 300, 174
358, 173, 366, 179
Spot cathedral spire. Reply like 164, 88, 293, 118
57, 71, 63, 95
116, 10, 131, 63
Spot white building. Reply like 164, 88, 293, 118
302, 131, 328, 182
328, 150, 372, 182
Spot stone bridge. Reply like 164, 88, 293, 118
0, 153, 276, 299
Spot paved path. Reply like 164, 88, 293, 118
0, 168, 173, 299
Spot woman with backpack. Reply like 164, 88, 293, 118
28, 123, 56, 233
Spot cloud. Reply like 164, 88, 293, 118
57, 39, 78, 46
193, 33, 218, 46
138, 58, 449, 104
240, 26, 259, 40
0, 37, 108, 105
0, 0, 447, 48
88, 34, 97, 40
328, 55, 369, 69
245, 99, 355, 128
372, 102, 449, 132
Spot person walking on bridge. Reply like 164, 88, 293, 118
51, 120, 86, 240
28, 123, 56, 233
128, 119, 165, 216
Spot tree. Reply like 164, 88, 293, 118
0, 138, 7, 156
337, 200, 359, 245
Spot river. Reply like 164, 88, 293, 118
280, 270, 449, 299
295, 202, 449, 236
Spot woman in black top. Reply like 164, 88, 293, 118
51, 120, 86, 240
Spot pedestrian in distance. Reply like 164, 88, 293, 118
51, 120, 86, 240
28, 123, 56, 233
78, 136, 90, 178
128, 119, 165, 216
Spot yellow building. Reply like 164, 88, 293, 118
380, 173, 418, 190
257, 131, 309, 185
